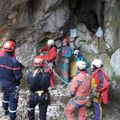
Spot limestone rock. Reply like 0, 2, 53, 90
105, 0, 120, 50
110, 48, 120, 75
74, 23, 92, 49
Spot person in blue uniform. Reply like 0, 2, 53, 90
27, 56, 50, 120
0, 41, 22, 120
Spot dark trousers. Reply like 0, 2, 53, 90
27, 92, 50, 120
2, 86, 19, 120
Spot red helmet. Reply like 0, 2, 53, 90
33, 56, 44, 67
63, 37, 70, 44
3, 41, 15, 52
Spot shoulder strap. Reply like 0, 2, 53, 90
78, 73, 90, 86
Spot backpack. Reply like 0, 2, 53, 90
92, 68, 109, 104
94, 68, 109, 92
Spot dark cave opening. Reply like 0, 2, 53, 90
67, 0, 105, 34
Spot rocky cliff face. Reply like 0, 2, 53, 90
105, 0, 120, 76
0, 0, 69, 67
0, 0, 120, 119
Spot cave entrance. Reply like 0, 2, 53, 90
67, 0, 105, 34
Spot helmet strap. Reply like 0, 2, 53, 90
5, 51, 14, 56
77, 67, 85, 71
92, 65, 98, 72
33, 67, 43, 77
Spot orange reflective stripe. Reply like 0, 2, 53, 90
0, 65, 20, 70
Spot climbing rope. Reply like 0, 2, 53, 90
44, 60, 69, 85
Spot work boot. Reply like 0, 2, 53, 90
4, 110, 9, 116
2, 109, 9, 116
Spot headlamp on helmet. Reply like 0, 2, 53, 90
76, 61, 86, 70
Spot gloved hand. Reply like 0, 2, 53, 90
90, 89, 101, 99
86, 101, 92, 107
95, 92, 101, 98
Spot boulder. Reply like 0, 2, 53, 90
110, 48, 120, 75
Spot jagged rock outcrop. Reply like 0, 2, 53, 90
0, 0, 70, 67
104, 0, 120, 76
0, 0, 120, 119
0, 0, 119, 76
105, 0, 120, 51
110, 49, 120, 75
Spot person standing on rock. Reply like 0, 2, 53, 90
91, 59, 109, 120
39, 39, 57, 88
59, 36, 72, 84
65, 61, 91, 120
27, 56, 50, 120
0, 41, 22, 120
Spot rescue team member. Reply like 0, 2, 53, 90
27, 56, 50, 120
0, 39, 16, 58
0, 39, 24, 69
0, 41, 22, 120
65, 61, 91, 120
59, 37, 72, 84
74, 49, 89, 74
39, 39, 57, 88
91, 59, 109, 120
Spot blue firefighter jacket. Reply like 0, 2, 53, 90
27, 72, 50, 93
0, 53, 22, 88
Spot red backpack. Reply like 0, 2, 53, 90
92, 68, 109, 104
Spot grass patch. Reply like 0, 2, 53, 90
20, 79, 28, 90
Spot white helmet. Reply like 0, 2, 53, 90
76, 61, 86, 70
47, 39, 54, 46
74, 50, 80, 55
91, 59, 103, 68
